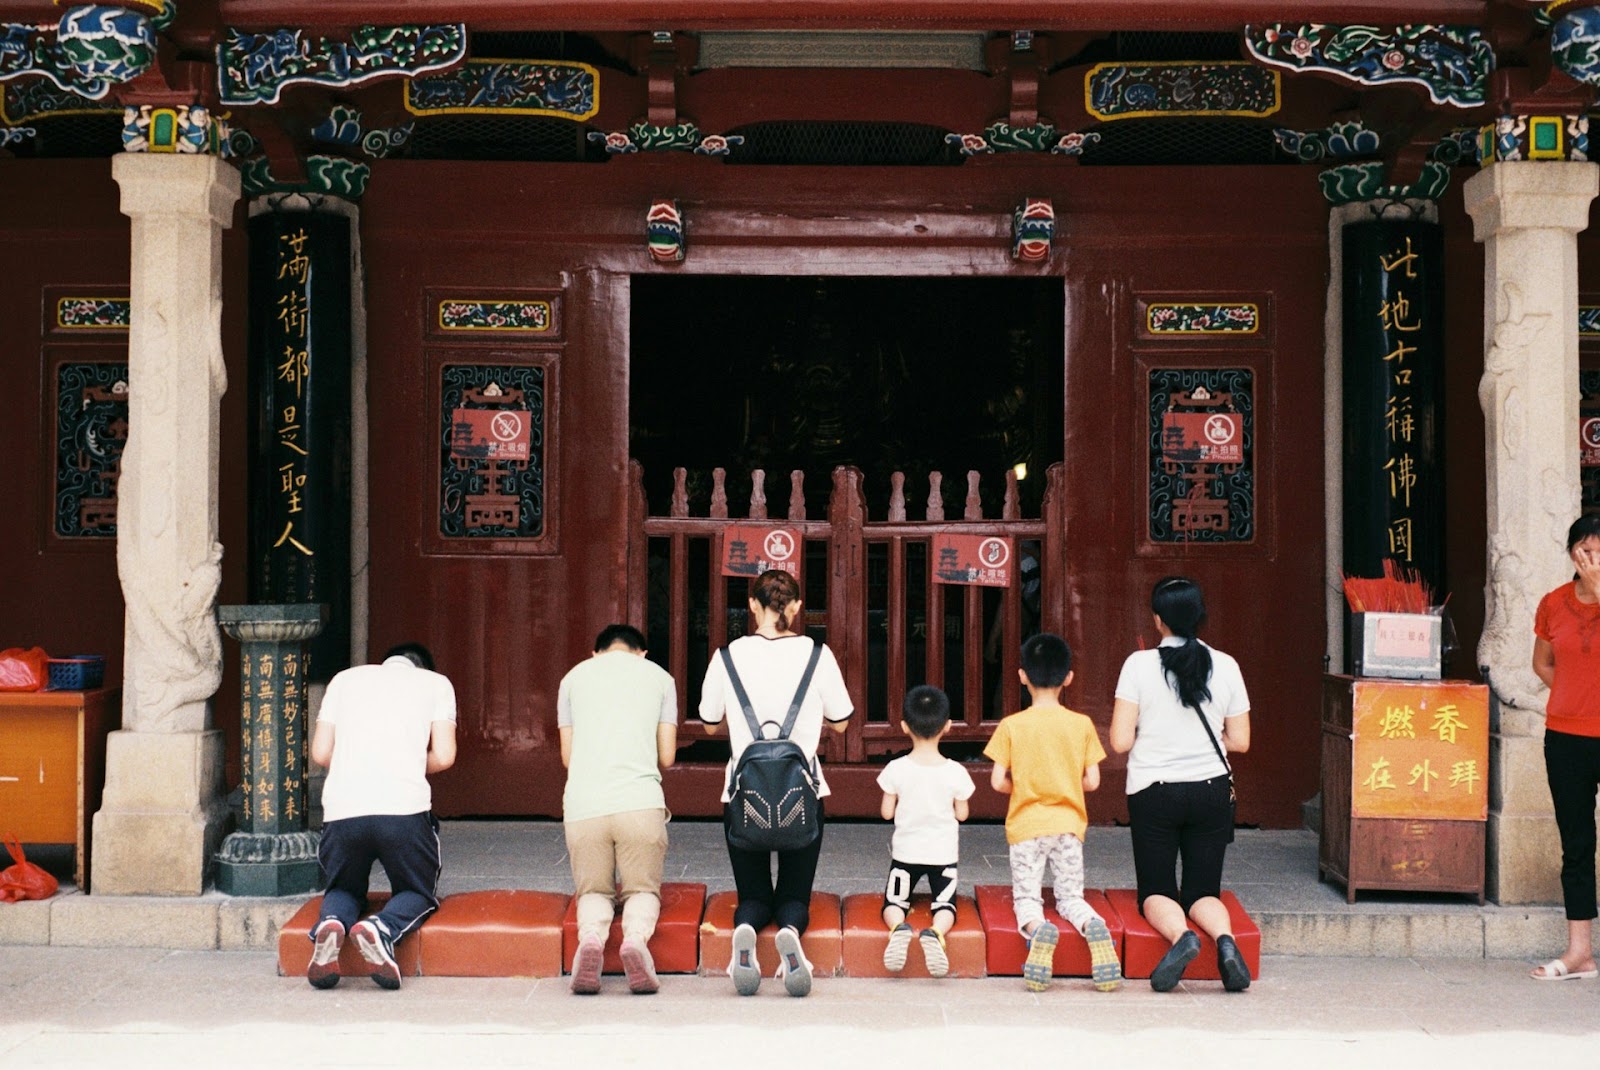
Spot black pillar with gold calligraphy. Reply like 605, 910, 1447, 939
246, 212, 352, 681
1342, 220, 1445, 602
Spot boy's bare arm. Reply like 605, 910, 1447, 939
990, 762, 1012, 794
881, 792, 897, 820
1082, 760, 1101, 792
953, 798, 970, 821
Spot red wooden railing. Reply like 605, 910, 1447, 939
627, 461, 1066, 766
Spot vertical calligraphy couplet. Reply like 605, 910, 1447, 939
246, 212, 353, 679
1341, 221, 1446, 600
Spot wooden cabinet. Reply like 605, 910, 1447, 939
1320, 675, 1487, 903
0, 688, 119, 891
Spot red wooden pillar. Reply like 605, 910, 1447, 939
828, 465, 867, 762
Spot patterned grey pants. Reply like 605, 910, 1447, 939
1008, 832, 1105, 935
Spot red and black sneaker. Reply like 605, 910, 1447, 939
307, 918, 345, 990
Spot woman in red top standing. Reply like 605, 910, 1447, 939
1531, 515, 1600, 981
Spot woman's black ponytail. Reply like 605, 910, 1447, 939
1152, 576, 1213, 710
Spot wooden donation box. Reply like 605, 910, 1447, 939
0, 687, 120, 891
1320, 675, 1487, 903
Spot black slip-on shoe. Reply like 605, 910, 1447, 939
1149, 930, 1202, 993
1217, 934, 1252, 992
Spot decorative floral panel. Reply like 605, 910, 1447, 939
55, 361, 129, 537
406, 60, 599, 120
439, 363, 547, 540
1149, 368, 1254, 544
438, 299, 554, 333
1086, 62, 1279, 120
56, 296, 130, 330
1244, 24, 1492, 109
218, 24, 467, 106
1146, 303, 1259, 336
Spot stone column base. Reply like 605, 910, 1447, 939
91, 730, 229, 896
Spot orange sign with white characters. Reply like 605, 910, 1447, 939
1350, 680, 1488, 821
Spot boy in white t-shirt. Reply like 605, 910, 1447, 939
876, 685, 976, 977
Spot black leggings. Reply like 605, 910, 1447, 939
724, 802, 825, 934
1127, 776, 1233, 911
1545, 729, 1600, 921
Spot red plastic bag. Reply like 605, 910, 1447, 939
0, 835, 59, 902
0, 647, 48, 692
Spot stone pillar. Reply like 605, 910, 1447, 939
92, 154, 240, 895
1464, 160, 1599, 903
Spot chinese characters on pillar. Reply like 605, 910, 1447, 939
246, 213, 353, 679
1342, 222, 1444, 593
237, 646, 311, 830
1351, 681, 1487, 821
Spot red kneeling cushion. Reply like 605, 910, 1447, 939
560, 882, 706, 975
698, 890, 841, 977
840, 893, 987, 978
417, 889, 569, 977
973, 885, 1122, 977
1102, 888, 1261, 981
278, 893, 421, 979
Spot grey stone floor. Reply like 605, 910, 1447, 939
3, 945, 1599, 1069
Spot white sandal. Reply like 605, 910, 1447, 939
1531, 958, 1598, 981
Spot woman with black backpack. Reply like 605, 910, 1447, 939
699, 569, 853, 997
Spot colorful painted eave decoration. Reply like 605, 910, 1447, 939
406, 59, 598, 121
1273, 120, 1380, 162
57, 296, 130, 329
438, 300, 554, 334
1085, 62, 1279, 121
218, 24, 467, 107
1, 78, 118, 122
1478, 114, 1590, 164
1580, 305, 1600, 337
1147, 304, 1260, 336
647, 200, 684, 264
0, 7, 157, 100
239, 155, 370, 200
587, 121, 745, 155
1244, 24, 1494, 109
1318, 160, 1452, 206
1011, 198, 1054, 262
1551, 6, 1600, 88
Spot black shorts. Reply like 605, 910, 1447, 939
882, 859, 959, 918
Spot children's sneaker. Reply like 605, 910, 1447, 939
883, 922, 914, 972
619, 938, 660, 995
350, 917, 401, 990
728, 923, 761, 996
774, 926, 812, 997
1083, 917, 1122, 992
1022, 921, 1059, 992
919, 928, 949, 978
306, 918, 344, 990
570, 934, 604, 995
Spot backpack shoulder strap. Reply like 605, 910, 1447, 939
777, 641, 825, 741
719, 646, 765, 741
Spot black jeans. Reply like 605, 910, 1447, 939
724, 801, 825, 934
1544, 729, 1600, 921
317, 811, 442, 943
1127, 775, 1233, 911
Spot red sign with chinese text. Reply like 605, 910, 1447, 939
720, 525, 801, 579
931, 534, 1013, 587
1350, 680, 1488, 821
1161, 412, 1243, 464
450, 408, 531, 461
1582, 416, 1600, 468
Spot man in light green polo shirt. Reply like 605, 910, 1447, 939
559, 624, 678, 995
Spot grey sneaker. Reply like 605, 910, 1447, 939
883, 922, 914, 972
774, 926, 812, 997
728, 923, 761, 996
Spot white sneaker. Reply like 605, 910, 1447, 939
728, 923, 760, 996
774, 926, 812, 997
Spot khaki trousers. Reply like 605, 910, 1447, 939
564, 807, 669, 943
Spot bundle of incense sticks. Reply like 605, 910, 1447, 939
1342, 559, 1438, 615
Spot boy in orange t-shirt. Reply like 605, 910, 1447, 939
984, 632, 1121, 993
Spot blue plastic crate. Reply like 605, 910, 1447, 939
48, 655, 104, 691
